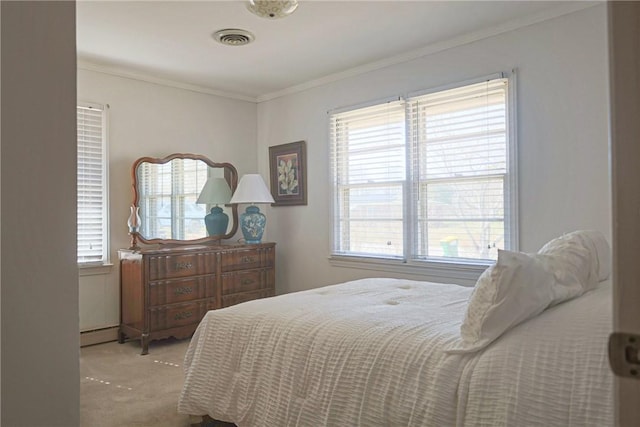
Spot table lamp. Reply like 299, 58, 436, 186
229, 174, 275, 244
196, 177, 232, 236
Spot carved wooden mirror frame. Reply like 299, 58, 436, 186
129, 153, 238, 248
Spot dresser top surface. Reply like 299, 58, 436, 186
119, 242, 275, 258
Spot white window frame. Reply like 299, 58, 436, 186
328, 72, 518, 281
77, 101, 110, 268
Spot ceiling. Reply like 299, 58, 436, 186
76, 1, 595, 102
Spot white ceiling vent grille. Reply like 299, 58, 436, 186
213, 29, 255, 46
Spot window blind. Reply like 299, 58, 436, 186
77, 103, 108, 264
137, 158, 208, 240
408, 78, 509, 261
179, 159, 209, 240
329, 76, 514, 265
330, 99, 407, 258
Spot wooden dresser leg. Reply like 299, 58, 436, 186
141, 334, 149, 355
117, 329, 126, 344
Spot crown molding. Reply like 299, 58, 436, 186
256, 2, 599, 102
77, 2, 599, 104
77, 59, 258, 103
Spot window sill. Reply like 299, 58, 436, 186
78, 263, 114, 276
328, 255, 490, 286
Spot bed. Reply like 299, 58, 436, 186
178, 231, 613, 426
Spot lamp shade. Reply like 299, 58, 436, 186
230, 174, 275, 204
196, 177, 232, 205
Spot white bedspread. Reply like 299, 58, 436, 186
456, 281, 613, 427
178, 278, 613, 426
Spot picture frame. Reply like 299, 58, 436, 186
269, 140, 307, 206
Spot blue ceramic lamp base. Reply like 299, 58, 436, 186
240, 205, 267, 244
204, 206, 229, 237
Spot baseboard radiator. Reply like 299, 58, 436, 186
80, 326, 119, 347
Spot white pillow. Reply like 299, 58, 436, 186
449, 230, 611, 354
448, 249, 555, 354
538, 229, 611, 283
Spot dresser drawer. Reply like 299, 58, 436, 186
148, 301, 211, 331
222, 289, 275, 308
220, 247, 274, 272
221, 270, 266, 295
147, 252, 215, 280
149, 275, 215, 306
220, 248, 262, 271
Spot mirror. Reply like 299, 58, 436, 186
129, 153, 238, 247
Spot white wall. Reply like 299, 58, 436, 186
77, 70, 257, 331
1, 2, 79, 425
78, 5, 611, 330
258, 6, 610, 294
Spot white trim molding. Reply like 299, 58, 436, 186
80, 326, 119, 347
77, 2, 597, 104
328, 255, 489, 287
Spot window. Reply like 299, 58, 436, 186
136, 159, 210, 240
330, 75, 516, 267
77, 103, 109, 265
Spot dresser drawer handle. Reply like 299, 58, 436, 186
174, 311, 193, 321
174, 286, 193, 295
174, 261, 193, 270
241, 278, 254, 285
241, 256, 255, 263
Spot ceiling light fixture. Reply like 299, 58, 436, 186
212, 29, 255, 46
246, 0, 298, 19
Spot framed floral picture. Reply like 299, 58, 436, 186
269, 140, 307, 206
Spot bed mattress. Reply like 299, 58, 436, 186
178, 277, 613, 426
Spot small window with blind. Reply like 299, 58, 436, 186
136, 159, 210, 240
329, 74, 516, 269
77, 102, 109, 265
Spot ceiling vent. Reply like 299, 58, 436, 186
213, 29, 255, 46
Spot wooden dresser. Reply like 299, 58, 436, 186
119, 242, 275, 354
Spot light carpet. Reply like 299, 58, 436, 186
80, 337, 231, 427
